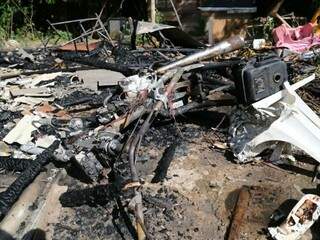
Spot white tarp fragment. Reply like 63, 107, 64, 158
0, 68, 21, 80
35, 135, 57, 148
24, 72, 65, 88
20, 142, 44, 155
14, 96, 55, 106
10, 87, 51, 97
3, 115, 41, 145
2, 72, 65, 88
17, 48, 35, 62
268, 194, 320, 240
119, 74, 155, 97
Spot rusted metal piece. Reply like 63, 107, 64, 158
58, 41, 102, 52
156, 35, 245, 74
106, 105, 147, 132
228, 186, 251, 240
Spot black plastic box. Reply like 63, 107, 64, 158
236, 56, 288, 104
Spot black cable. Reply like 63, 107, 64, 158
0, 157, 32, 172
0, 141, 60, 220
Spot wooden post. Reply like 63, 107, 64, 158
208, 14, 214, 45
148, 0, 156, 23
227, 186, 251, 240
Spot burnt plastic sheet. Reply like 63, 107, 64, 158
151, 142, 178, 183
61, 54, 134, 76
54, 90, 115, 108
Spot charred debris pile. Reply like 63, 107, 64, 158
1, 16, 320, 240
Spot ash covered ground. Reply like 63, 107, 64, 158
50, 114, 320, 240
